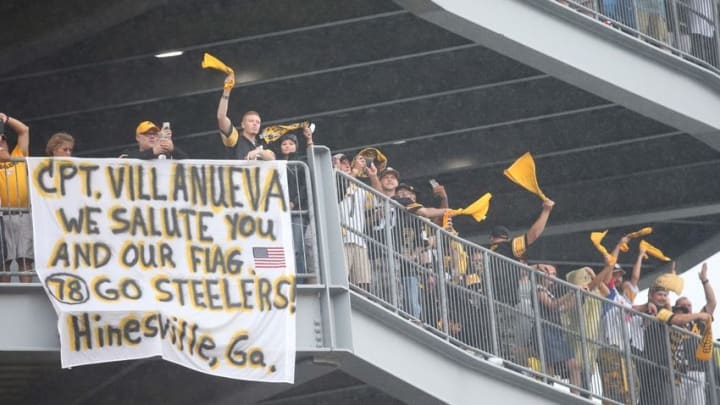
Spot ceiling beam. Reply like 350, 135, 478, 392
637, 230, 720, 289
0, 0, 170, 76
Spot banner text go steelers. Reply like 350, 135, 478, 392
27, 158, 296, 382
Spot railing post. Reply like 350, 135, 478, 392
707, 352, 719, 405
529, 269, 548, 379
383, 199, 399, 310
663, 323, 678, 405
573, 289, 592, 397
668, 0, 682, 52
481, 252, 499, 356
619, 306, 637, 404
713, 0, 720, 67
435, 228, 449, 336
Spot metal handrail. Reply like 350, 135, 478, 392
554, 0, 720, 74
336, 170, 720, 403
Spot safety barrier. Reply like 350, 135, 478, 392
0, 158, 317, 283
557, 0, 720, 73
336, 170, 720, 404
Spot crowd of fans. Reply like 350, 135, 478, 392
557, 0, 720, 68
0, 58, 718, 403
333, 146, 718, 402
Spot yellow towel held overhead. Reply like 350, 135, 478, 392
443, 193, 493, 228
260, 122, 309, 144
504, 152, 548, 201
590, 230, 612, 262
619, 227, 653, 252
639, 240, 671, 261
201, 52, 234, 75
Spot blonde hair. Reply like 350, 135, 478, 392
46, 132, 75, 156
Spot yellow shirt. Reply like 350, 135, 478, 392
0, 146, 29, 208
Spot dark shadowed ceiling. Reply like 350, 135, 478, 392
2, 0, 720, 300
3, 0, 720, 403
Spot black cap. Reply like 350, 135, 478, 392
490, 225, 510, 239
279, 133, 298, 145
396, 183, 416, 194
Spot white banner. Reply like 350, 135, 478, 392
26, 158, 296, 382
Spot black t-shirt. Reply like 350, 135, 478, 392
120, 146, 188, 160
223, 127, 269, 160
488, 236, 528, 306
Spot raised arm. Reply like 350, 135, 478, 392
0, 113, 29, 155
525, 199, 555, 245
217, 73, 234, 136
431, 182, 449, 226
588, 261, 612, 297
365, 162, 381, 192
628, 245, 646, 288
699, 263, 716, 315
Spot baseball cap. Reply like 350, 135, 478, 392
332, 153, 349, 162
379, 167, 400, 181
490, 225, 510, 239
613, 263, 626, 274
396, 183, 416, 194
136, 121, 160, 135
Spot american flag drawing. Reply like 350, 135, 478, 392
252, 247, 286, 269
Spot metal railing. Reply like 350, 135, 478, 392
336, 170, 720, 404
555, 0, 720, 73
0, 158, 318, 284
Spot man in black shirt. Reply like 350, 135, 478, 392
216, 73, 275, 161
486, 198, 554, 364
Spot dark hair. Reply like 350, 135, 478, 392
491, 225, 510, 239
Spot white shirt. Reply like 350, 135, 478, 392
339, 185, 372, 247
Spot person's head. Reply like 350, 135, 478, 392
279, 133, 297, 157
395, 183, 416, 202
648, 285, 670, 308
566, 266, 595, 292
46, 132, 75, 157
536, 263, 557, 285
489, 225, 510, 244
240, 111, 261, 137
332, 153, 351, 173
135, 121, 160, 152
673, 296, 692, 314
612, 264, 626, 284
379, 167, 399, 193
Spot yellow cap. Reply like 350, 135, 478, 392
136, 121, 160, 135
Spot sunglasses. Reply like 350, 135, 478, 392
673, 306, 690, 314
0, 134, 7, 142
